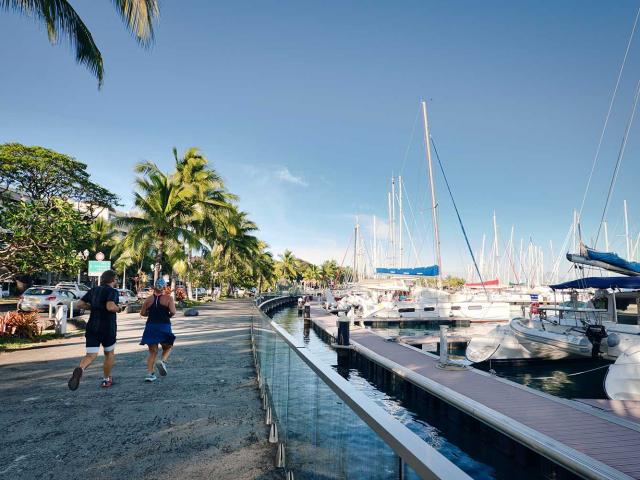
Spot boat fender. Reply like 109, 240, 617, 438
607, 332, 620, 348
530, 302, 540, 315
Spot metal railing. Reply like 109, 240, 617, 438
253, 297, 470, 480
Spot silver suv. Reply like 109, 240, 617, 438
18, 287, 84, 313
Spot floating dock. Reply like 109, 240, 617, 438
308, 303, 640, 480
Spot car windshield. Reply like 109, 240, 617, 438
25, 288, 53, 296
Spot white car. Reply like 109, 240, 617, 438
117, 289, 138, 305
56, 282, 90, 298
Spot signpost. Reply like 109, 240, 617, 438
88, 260, 111, 277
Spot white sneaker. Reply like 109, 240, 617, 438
156, 360, 167, 377
145, 373, 157, 382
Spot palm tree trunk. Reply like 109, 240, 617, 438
154, 236, 164, 284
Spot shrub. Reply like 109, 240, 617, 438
2, 311, 40, 339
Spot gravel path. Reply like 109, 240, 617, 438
0, 299, 282, 480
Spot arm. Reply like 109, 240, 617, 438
106, 287, 121, 313
76, 299, 91, 310
106, 301, 120, 313
140, 297, 152, 317
167, 296, 177, 317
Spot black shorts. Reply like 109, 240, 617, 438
85, 321, 117, 353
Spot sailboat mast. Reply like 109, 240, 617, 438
354, 218, 359, 282
387, 191, 392, 267
604, 221, 610, 251
625, 200, 631, 259
421, 101, 442, 287
399, 175, 403, 268
391, 177, 396, 267
479, 234, 486, 280
373, 215, 377, 271
492, 212, 499, 283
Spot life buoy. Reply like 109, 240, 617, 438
530, 302, 540, 315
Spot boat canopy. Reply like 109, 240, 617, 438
567, 246, 640, 276
550, 276, 640, 290
465, 279, 499, 288
375, 266, 439, 277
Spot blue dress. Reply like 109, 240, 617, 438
140, 295, 176, 346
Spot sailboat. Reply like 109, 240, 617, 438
359, 101, 511, 323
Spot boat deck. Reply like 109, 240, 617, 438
309, 304, 640, 479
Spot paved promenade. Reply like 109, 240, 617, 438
0, 299, 281, 480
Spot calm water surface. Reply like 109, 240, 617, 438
271, 308, 585, 480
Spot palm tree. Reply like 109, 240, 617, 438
277, 249, 299, 284
2, 0, 159, 86
320, 260, 339, 287
213, 207, 261, 294
116, 162, 200, 283
302, 264, 321, 288
87, 217, 117, 258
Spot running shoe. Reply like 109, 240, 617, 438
145, 373, 157, 382
156, 360, 167, 376
100, 377, 114, 388
68, 367, 83, 391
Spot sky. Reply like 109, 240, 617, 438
2, 0, 640, 277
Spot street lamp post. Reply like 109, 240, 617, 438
77, 249, 89, 284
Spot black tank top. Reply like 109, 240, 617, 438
147, 294, 171, 324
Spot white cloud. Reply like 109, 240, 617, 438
275, 167, 308, 186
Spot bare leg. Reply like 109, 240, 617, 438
103, 351, 115, 378
79, 353, 98, 370
146, 345, 158, 373
160, 343, 172, 362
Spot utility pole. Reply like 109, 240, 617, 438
421, 101, 442, 287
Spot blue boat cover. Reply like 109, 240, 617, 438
550, 276, 640, 290
375, 266, 439, 276
585, 247, 640, 275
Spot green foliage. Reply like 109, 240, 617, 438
1, 0, 159, 86
0, 199, 90, 282
0, 143, 119, 213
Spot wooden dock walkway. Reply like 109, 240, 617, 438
309, 304, 640, 480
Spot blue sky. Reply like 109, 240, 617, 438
2, 1, 640, 276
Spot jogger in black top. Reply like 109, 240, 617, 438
68, 270, 122, 390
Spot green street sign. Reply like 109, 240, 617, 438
88, 260, 111, 277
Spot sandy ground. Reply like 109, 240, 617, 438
0, 299, 283, 480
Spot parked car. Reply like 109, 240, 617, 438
137, 287, 154, 300
56, 282, 90, 298
193, 287, 207, 298
117, 289, 138, 305
18, 287, 83, 313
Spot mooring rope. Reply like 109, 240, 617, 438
491, 363, 610, 380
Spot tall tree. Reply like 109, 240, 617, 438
0, 143, 119, 216
116, 162, 200, 283
1, 0, 159, 86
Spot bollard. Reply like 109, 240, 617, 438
49, 303, 54, 319
55, 304, 68, 335
439, 325, 449, 365
337, 317, 350, 346
70, 301, 74, 319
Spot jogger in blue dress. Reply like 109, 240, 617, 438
139, 279, 177, 382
